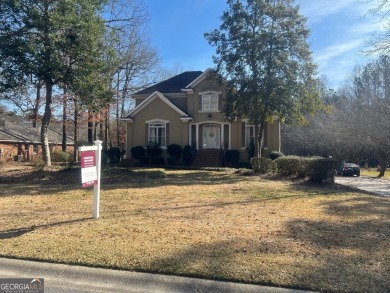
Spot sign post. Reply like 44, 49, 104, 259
78, 140, 102, 219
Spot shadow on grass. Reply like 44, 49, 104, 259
0, 167, 250, 197
285, 195, 390, 292
144, 193, 390, 292
0, 217, 92, 239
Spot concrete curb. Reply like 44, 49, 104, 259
0, 257, 314, 293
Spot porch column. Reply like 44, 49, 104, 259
228, 123, 231, 150
221, 124, 224, 150
195, 124, 199, 150
188, 123, 192, 146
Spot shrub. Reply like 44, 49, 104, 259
151, 156, 165, 165
106, 147, 121, 164
250, 157, 277, 174
147, 142, 163, 157
306, 158, 337, 183
137, 156, 149, 165
167, 144, 182, 159
167, 157, 178, 165
131, 146, 146, 159
270, 150, 284, 160
31, 158, 45, 170
51, 150, 71, 162
275, 156, 307, 177
237, 161, 252, 169
182, 145, 193, 166
225, 149, 240, 167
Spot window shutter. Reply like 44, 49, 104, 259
218, 94, 222, 111
166, 123, 169, 146
242, 122, 246, 148
198, 95, 202, 111
145, 123, 148, 145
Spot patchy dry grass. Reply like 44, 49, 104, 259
361, 169, 390, 179
0, 166, 389, 292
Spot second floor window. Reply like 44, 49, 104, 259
202, 94, 218, 111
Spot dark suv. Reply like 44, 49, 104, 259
338, 163, 360, 177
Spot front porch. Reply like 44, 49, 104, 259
189, 121, 231, 151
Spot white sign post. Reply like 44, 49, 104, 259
78, 140, 102, 219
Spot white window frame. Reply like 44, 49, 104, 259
245, 124, 255, 148
147, 120, 167, 147
202, 94, 218, 111
198, 91, 222, 113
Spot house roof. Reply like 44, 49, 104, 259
0, 119, 74, 145
135, 71, 203, 95
124, 91, 192, 121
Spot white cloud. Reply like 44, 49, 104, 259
297, 0, 357, 23
315, 39, 364, 66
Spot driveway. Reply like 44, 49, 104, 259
335, 175, 390, 197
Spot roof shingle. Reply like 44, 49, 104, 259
135, 71, 203, 95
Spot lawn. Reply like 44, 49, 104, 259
0, 164, 389, 292
360, 169, 390, 179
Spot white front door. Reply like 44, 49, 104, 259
203, 124, 220, 149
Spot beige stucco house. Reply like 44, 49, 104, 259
122, 69, 280, 166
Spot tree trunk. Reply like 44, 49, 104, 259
378, 162, 387, 177
88, 109, 93, 144
73, 99, 79, 162
32, 82, 42, 128
105, 105, 110, 149
41, 81, 53, 166
62, 87, 67, 152
255, 118, 266, 158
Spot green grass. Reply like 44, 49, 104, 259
360, 169, 390, 178
0, 167, 389, 292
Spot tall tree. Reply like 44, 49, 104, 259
205, 0, 323, 157
0, 0, 109, 166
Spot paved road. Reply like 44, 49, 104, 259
335, 175, 390, 197
0, 258, 314, 293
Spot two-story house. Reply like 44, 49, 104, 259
122, 69, 281, 166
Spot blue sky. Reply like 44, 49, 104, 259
143, 0, 385, 89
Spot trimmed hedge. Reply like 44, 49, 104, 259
107, 147, 121, 164
250, 157, 277, 174
275, 156, 307, 177
225, 149, 240, 167
167, 144, 182, 159
252, 155, 336, 183
306, 158, 337, 183
131, 146, 146, 159
270, 150, 284, 160
182, 145, 193, 166
151, 156, 165, 165
147, 142, 163, 157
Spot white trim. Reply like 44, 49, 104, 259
185, 68, 212, 88
181, 89, 193, 94
146, 118, 169, 123
199, 90, 222, 95
181, 117, 192, 122
127, 91, 191, 119
198, 110, 221, 113
120, 117, 133, 122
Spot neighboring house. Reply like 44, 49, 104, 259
0, 117, 74, 161
122, 69, 280, 166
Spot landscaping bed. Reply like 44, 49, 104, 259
0, 163, 389, 292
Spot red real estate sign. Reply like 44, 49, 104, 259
80, 150, 97, 188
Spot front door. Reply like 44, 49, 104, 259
203, 124, 220, 149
